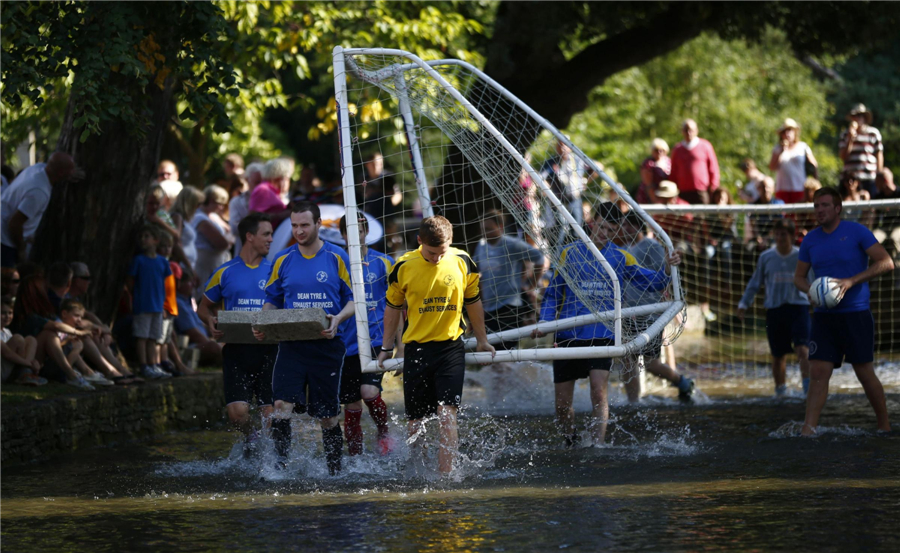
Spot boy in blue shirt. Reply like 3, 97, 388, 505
254, 203, 356, 475
535, 203, 681, 447
125, 224, 172, 380
738, 218, 811, 397
794, 187, 893, 436
199, 213, 276, 456
337, 214, 397, 456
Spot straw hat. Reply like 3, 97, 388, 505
777, 118, 800, 134
846, 103, 873, 124
655, 180, 679, 199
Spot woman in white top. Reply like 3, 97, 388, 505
169, 186, 204, 273
192, 185, 234, 299
769, 118, 818, 204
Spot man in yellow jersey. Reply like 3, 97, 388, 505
377, 215, 496, 475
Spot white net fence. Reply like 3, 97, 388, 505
642, 201, 900, 391
332, 48, 685, 371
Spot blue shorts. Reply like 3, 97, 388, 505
808, 310, 874, 366
272, 339, 345, 419
765, 304, 811, 357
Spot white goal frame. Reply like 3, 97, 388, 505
332, 47, 684, 373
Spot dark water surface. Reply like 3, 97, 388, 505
3, 371, 899, 552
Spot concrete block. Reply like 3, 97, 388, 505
252, 308, 328, 341
216, 311, 278, 344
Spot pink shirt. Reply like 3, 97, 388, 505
248, 182, 286, 213
670, 139, 720, 194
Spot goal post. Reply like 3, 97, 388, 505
332, 47, 685, 373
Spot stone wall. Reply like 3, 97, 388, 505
1, 374, 226, 466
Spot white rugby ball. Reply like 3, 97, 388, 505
809, 277, 843, 309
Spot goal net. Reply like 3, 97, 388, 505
641, 200, 900, 393
331, 47, 685, 374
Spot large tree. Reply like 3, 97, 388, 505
2, 1, 237, 320
434, 1, 900, 244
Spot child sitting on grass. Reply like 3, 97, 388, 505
1, 296, 46, 386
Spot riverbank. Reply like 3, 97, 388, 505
1, 373, 226, 466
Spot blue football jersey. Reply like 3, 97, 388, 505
204, 257, 272, 311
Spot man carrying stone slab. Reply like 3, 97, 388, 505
198, 212, 276, 457
254, 202, 356, 475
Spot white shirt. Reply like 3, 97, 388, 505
1, 163, 52, 249
229, 192, 250, 256
774, 141, 811, 193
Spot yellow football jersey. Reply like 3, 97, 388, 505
386, 246, 481, 343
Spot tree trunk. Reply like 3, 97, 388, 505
32, 74, 174, 323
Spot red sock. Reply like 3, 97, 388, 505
364, 395, 389, 434
344, 408, 363, 456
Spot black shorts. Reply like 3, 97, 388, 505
809, 310, 874, 366
552, 338, 614, 384
272, 339, 345, 419
222, 343, 277, 407
403, 339, 466, 420
485, 304, 524, 350
765, 304, 811, 357
339, 350, 385, 404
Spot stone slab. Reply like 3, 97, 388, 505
252, 308, 329, 341
216, 311, 278, 344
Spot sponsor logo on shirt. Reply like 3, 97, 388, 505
443, 274, 455, 287
258, 279, 266, 290
317, 271, 328, 283
366, 271, 377, 283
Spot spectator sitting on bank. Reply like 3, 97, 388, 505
46, 261, 73, 313
669, 119, 720, 205
1, 152, 78, 267
156, 232, 191, 376
193, 185, 234, 298
1, 267, 21, 300
769, 118, 818, 204
839, 171, 875, 227
125, 224, 173, 381
67, 261, 140, 383
230, 161, 265, 257
249, 158, 294, 227
173, 268, 223, 366
57, 299, 114, 387
746, 177, 785, 250
12, 275, 96, 390
637, 138, 671, 204
737, 159, 768, 204
169, 186, 205, 276
1, 296, 46, 386
875, 168, 897, 199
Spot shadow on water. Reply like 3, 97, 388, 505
3, 363, 900, 551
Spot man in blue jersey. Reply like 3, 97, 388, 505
534, 203, 681, 447
254, 202, 356, 474
338, 214, 397, 456
198, 212, 276, 456
738, 218, 811, 397
794, 187, 893, 436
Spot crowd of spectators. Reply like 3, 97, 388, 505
0, 101, 892, 389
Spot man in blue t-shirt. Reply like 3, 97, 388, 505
198, 213, 276, 456
254, 202, 356, 475
534, 203, 681, 447
794, 187, 893, 436
336, 214, 396, 457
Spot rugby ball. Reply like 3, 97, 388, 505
809, 277, 843, 309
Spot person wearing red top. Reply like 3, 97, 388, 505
669, 119, 720, 205
248, 158, 294, 228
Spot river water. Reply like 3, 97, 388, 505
3, 363, 899, 552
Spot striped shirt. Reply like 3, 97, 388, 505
839, 126, 883, 181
